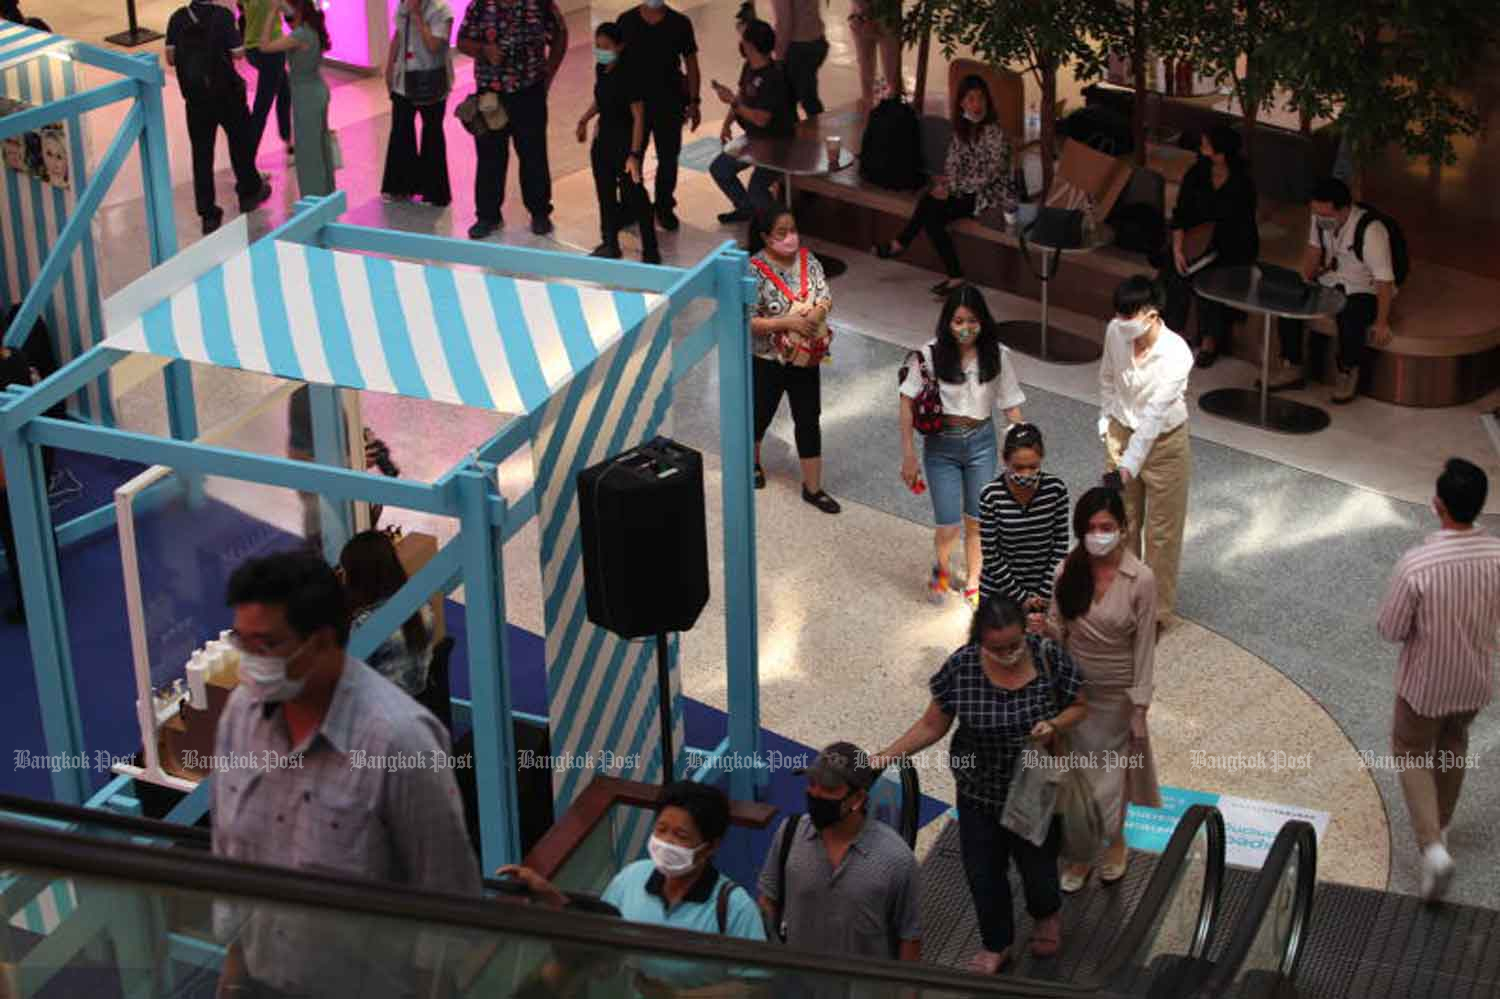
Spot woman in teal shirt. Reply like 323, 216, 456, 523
502, 782, 766, 992
258, 0, 335, 196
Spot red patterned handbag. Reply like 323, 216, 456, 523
898, 348, 944, 435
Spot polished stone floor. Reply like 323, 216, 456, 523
33, 0, 1500, 915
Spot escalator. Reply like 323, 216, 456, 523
0, 794, 1315, 998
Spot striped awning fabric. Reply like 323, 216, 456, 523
103, 240, 667, 415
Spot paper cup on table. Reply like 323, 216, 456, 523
824, 136, 842, 168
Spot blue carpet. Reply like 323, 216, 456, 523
676, 135, 725, 174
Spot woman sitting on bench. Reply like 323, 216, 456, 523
875, 74, 1016, 299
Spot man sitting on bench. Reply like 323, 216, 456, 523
1271, 177, 1399, 405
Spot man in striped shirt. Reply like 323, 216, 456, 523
1377, 457, 1500, 902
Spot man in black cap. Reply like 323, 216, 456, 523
758, 741, 922, 978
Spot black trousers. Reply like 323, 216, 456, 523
784, 38, 829, 117
472, 82, 552, 224
184, 94, 264, 221
382, 92, 452, 205
1279, 291, 1377, 372
641, 98, 684, 211
1162, 261, 1238, 349
245, 47, 291, 153
753, 356, 821, 459
590, 138, 657, 256
897, 192, 977, 278
957, 795, 1062, 953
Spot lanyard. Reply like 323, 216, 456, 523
750, 248, 808, 303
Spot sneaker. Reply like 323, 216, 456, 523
656, 206, 680, 231
1420, 842, 1455, 902
530, 215, 554, 236
717, 210, 752, 225
238, 180, 273, 213
927, 567, 950, 604
801, 487, 841, 514
468, 220, 499, 240
1257, 358, 1306, 392
590, 242, 622, 259
1331, 365, 1360, 405
201, 209, 224, 236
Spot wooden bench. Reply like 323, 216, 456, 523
793, 168, 1500, 407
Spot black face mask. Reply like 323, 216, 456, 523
806, 792, 848, 830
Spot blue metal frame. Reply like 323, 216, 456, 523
0, 192, 763, 876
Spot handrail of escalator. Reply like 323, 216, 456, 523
0, 819, 1130, 999
0, 791, 211, 847
1193, 819, 1317, 998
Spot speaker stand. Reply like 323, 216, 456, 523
656, 632, 673, 784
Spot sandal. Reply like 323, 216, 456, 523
801, 487, 842, 514
873, 241, 901, 259
927, 567, 951, 604
964, 586, 980, 611
1060, 866, 1090, 894
1100, 853, 1129, 885
754, 464, 766, 489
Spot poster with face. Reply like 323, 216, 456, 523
39, 123, 67, 188
0, 96, 69, 188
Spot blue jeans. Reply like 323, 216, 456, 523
709, 152, 777, 213
957, 795, 1062, 953
922, 422, 997, 526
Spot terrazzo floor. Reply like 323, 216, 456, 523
51, 0, 1500, 917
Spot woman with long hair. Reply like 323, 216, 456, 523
876, 596, 1087, 972
874, 75, 1015, 298
576, 22, 659, 263
339, 530, 435, 697
977, 422, 1070, 614
381, 0, 454, 207
1046, 487, 1161, 892
747, 204, 839, 513
259, 0, 336, 197
899, 284, 1025, 607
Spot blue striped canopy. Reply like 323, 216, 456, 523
103, 239, 667, 415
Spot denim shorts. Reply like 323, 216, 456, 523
922, 422, 997, 526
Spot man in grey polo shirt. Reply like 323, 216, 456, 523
758, 741, 923, 979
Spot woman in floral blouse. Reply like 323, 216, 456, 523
875, 75, 1016, 298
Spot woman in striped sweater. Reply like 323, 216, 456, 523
977, 424, 1071, 619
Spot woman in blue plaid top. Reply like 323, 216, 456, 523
875, 596, 1088, 973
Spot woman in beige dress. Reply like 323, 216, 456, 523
1042, 486, 1162, 891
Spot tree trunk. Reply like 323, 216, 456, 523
1132, 0, 1148, 165
1040, 58, 1059, 195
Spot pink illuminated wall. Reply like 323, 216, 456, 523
321, 0, 404, 70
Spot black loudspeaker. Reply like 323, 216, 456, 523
576, 437, 710, 639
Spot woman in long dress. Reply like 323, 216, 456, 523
1044, 486, 1162, 891
260, 0, 335, 197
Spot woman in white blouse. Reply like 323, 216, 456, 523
900, 285, 1025, 608
1097, 276, 1193, 632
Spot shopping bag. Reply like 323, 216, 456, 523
1049, 138, 1132, 221
1000, 744, 1060, 847
1054, 748, 1107, 863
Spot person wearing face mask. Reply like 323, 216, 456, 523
576, 23, 660, 263
500, 781, 766, 991
1273, 176, 1400, 404
1161, 125, 1259, 369
748, 204, 839, 512
1378, 458, 1500, 902
900, 285, 1026, 608
1097, 275, 1193, 634
977, 422, 1069, 618
708, 18, 793, 224
213, 552, 480, 999
757, 742, 922, 973
874, 74, 1016, 299
615, 0, 701, 232
1045, 487, 1160, 893
875, 597, 1087, 973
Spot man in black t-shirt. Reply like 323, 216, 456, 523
708, 19, 793, 225
165, 0, 272, 235
616, 0, 701, 232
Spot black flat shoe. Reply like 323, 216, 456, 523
873, 241, 900, 259
754, 464, 766, 489
1194, 347, 1218, 369
801, 487, 840, 514
590, 242, 622, 259
931, 280, 961, 298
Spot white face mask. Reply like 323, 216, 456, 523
1315, 215, 1338, 232
647, 835, 702, 877
962, 108, 984, 124
1084, 530, 1120, 557
237, 642, 309, 704
1112, 316, 1153, 341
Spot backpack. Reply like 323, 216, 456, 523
859, 97, 922, 191
1353, 204, 1409, 287
174, 5, 241, 104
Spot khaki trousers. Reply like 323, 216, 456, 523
1391, 697, 1479, 849
1104, 418, 1190, 623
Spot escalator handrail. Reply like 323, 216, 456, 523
0, 792, 211, 846
1194, 819, 1318, 997
0, 818, 1125, 999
